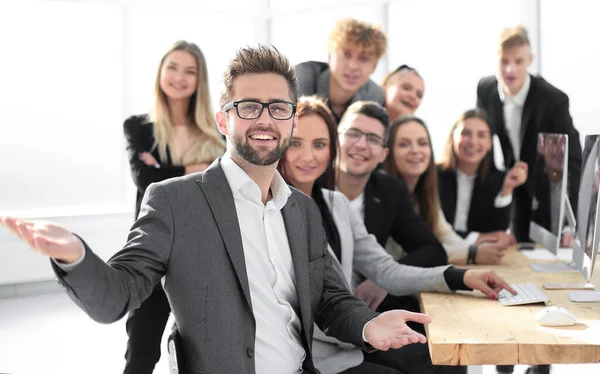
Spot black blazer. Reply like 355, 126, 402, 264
438, 167, 511, 237
123, 115, 185, 218
476, 75, 582, 241
362, 171, 448, 268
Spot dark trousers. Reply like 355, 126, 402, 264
124, 284, 171, 374
375, 295, 466, 374
340, 360, 403, 374
497, 365, 550, 373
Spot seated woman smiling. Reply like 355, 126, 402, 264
382, 115, 512, 265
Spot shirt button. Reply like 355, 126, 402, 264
247, 347, 254, 358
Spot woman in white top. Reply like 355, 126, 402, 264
382, 115, 510, 265
437, 108, 527, 245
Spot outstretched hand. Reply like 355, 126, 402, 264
364, 310, 432, 351
0, 216, 84, 264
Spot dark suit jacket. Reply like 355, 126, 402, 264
295, 61, 385, 123
476, 75, 582, 241
53, 159, 378, 374
438, 167, 511, 237
362, 171, 448, 268
123, 114, 185, 218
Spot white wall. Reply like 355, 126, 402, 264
1, 0, 597, 285
539, 0, 600, 147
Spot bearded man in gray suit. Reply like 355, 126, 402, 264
1, 45, 434, 374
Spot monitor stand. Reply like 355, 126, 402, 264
568, 290, 600, 302
531, 261, 578, 273
531, 198, 579, 274
543, 282, 595, 290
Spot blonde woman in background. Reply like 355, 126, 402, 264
122, 40, 224, 374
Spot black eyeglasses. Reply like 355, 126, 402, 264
340, 127, 385, 148
222, 100, 297, 120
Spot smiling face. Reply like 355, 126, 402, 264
453, 117, 492, 169
384, 71, 424, 120
216, 73, 296, 166
159, 50, 198, 101
392, 121, 432, 181
338, 113, 388, 179
283, 114, 331, 192
328, 43, 378, 95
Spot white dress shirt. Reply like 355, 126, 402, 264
221, 152, 305, 374
498, 74, 531, 160
58, 153, 306, 373
453, 170, 513, 244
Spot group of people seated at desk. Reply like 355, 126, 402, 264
0, 16, 583, 374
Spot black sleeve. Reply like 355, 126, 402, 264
391, 181, 449, 268
123, 116, 185, 194
476, 78, 485, 109
443, 267, 470, 291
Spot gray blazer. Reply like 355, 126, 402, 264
312, 190, 452, 374
52, 160, 379, 374
295, 61, 385, 107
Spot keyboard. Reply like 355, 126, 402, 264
497, 283, 550, 306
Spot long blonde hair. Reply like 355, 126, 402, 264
150, 40, 224, 164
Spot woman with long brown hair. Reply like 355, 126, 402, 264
383, 115, 509, 265
438, 108, 527, 245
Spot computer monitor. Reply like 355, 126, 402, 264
569, 135, 600, 302
529, 133, 572, 256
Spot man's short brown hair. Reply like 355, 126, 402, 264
328, 18, 387, 59
220, 45, 298, 109
498, 25, 530, 52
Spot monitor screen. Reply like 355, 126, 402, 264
573, 135, 600, 282
529, 133, 570, 254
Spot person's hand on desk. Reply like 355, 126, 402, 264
475, 241, 509, 264
476, 231, 516, 246
463, 270, 516, 300
354, 279, 388, 310
364, 310, 432, 350
0, 217, 84, 264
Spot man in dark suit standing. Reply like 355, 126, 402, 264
476, 25, 582, 249
0, 46, 433, 374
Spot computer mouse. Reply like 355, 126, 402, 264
536, 306, 578, 326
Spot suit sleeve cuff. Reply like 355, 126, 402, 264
51, 243, 86, 271
362, 317, 376, 342
443, 267, 471, 291
465, 231, 480, 245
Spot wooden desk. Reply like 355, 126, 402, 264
420, 248, 600, 366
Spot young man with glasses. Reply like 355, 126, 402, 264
1, 46, 438, 374
328, 100, 469, 373
296, 18, 387, 123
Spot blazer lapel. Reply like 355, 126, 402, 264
197, 160, 253, 312
364, 176, 380, 225
492, 89, 515, 167
520, 76, 537, 151
281, 193, 313, 347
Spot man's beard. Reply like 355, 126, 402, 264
232, 128, 292, 166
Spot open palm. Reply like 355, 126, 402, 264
0, 216, 84, 263
364, 310, 432, 351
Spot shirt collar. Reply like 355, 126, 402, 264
221, 151, 291, 209
457, 168, 476, 182
498, 74, 531, 106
